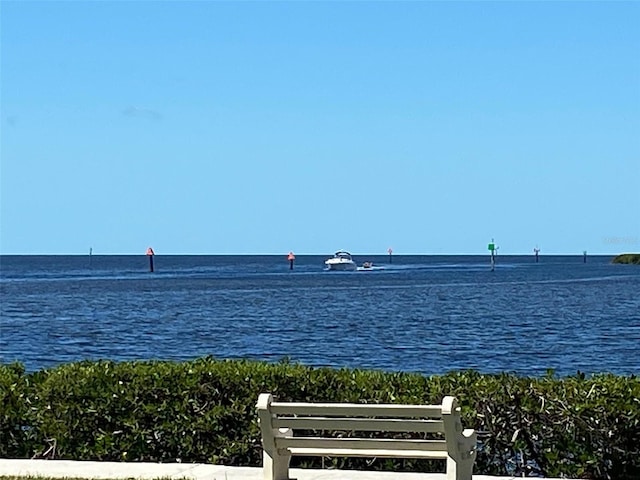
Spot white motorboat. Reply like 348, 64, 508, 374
324, 251, 357, 271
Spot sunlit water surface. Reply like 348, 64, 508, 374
1, 255, 638, 376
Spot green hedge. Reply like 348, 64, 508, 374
612, 253, 640, 265
1, 359, 638, 479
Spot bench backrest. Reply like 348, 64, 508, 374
257, 393, 476, 462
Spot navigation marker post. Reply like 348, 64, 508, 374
488, 239, 498, 272
287, 251, 295, 270
146, 247, 155, 272
388, 247, 393, 264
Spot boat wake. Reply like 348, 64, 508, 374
356, 265, 386, 272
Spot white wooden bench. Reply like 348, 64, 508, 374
256, 393, 477, 480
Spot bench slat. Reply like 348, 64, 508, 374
270, 402, 443, 418
275, 436, 448, 453
288, 447, 448, 459
273, 417, 445, 434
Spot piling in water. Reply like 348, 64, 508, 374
146, 247, 155, 272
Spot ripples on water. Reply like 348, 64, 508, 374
1, 255, 639, 376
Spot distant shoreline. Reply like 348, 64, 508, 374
612, 253, 640, 265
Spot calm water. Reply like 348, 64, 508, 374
1, 255, 639, 376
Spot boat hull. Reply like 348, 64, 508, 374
325, 260, 357, 271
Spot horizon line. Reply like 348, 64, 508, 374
0, 252, 633, 257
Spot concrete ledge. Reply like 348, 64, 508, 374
0, 459, 561, 480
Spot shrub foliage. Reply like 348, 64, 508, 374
612, 253, 640, 265
1, 359, 638, 479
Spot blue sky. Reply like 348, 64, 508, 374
1, 1, 639, 255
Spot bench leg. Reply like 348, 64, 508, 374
263, 449, 292, 480
447, 455, 474, 480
